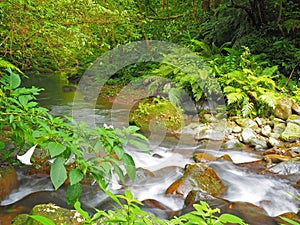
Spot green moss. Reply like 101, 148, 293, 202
130, 97, 184, 133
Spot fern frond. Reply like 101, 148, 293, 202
226, 91, 247, 105
0, 58, 22, 74
259, 92, 278, 109
242, 102, 254, 117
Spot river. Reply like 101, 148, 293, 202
1, 74, 299, 224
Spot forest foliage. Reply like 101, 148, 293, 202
0, 0, 300, 224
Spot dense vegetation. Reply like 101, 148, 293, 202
1, 0, 300, 224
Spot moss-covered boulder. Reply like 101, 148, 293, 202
12, 203, 84, 225
165, 163, 226, 198
0, 165, 18, 201
274, 97, 293, 120
130, 98, 183, 133
280, 116, 300, 142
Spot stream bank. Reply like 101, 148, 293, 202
0, 77, 299, 224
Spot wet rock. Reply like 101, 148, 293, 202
292, 102, 300, 116
262, 125, 272, 137
287, 114, 300, 126
241, 128, 257, 144
273, 119, 286, 134
195, 129, 225, 141
0, 165, 18, 202
290, 146, 300, 156
223, 202, 278, 225
12, 203, 84, 225
165, 163, 226, 198
268, 137, 281, 147
184, 190, 223, 206
241, 128, 268, 149
141, 199, 173, 219
274, 97, 293, 120
263, 154, 292, 165
280, 121, 300, 142
268, 160, 300, 175
235, 118, 258, 129
180, 123, 208, 136
62, 85, 76, 92
216, 154, 233, 162
255, 117, 263, 127
254, 137, 268, 150
203, 113, 217, 123
129, 99, 184, 133
221, 137, 243, 150
232, 126, 242, 133
193, 153, 216, 162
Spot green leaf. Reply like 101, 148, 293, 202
74, 201, 90, 220
69, 168, 84, 185
114, 164, 125, 184
114, 145, 124, 160
30, 215, 56, 225
18, 95, 32, 108
219, 213, 246, 224
66, 183, 82, 205
50, 157, 67, 190
48, 142, 66, 158
279, 216, 300, 225
122, 153, 136, 181
128, 139, 149, 152
6, 68, 21, 89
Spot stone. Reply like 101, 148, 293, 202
193, 153, 216, 162
253, 137, 268, 150
232, 126, 242, 133
221, 137, 243, 150
184, 190, 219, 206
203, 113, 217, 123
270, 132, 280, 139
129, 98, 184, 133
274, 97, 293, 120
165, 163, 226, 198
216, 154, 233, 162
0, 165, 18, 202
280, 122, 300, 142
263, 154, 292, 165
12, 203, 84, 225
195, 129, 225, 141
273, 119, 286, 134
261, 125, 272, 137
180, 123, 208, 136
287, 114, 300, 126
268, 160, 300, 175
235, 118, 258, 129
255, 117, 263, 127
241, 128, 257, 144
268, 137, 281, 147
292, 102, 300, 115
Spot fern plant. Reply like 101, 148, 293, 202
214, 47, 283, 117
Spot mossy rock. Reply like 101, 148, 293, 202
165, 163, 226, 197
130, 98, 184, 133
12, 203, 84, 225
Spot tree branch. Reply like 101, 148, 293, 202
146, 14, 184, 20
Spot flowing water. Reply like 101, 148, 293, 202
1, 74, 299, 221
